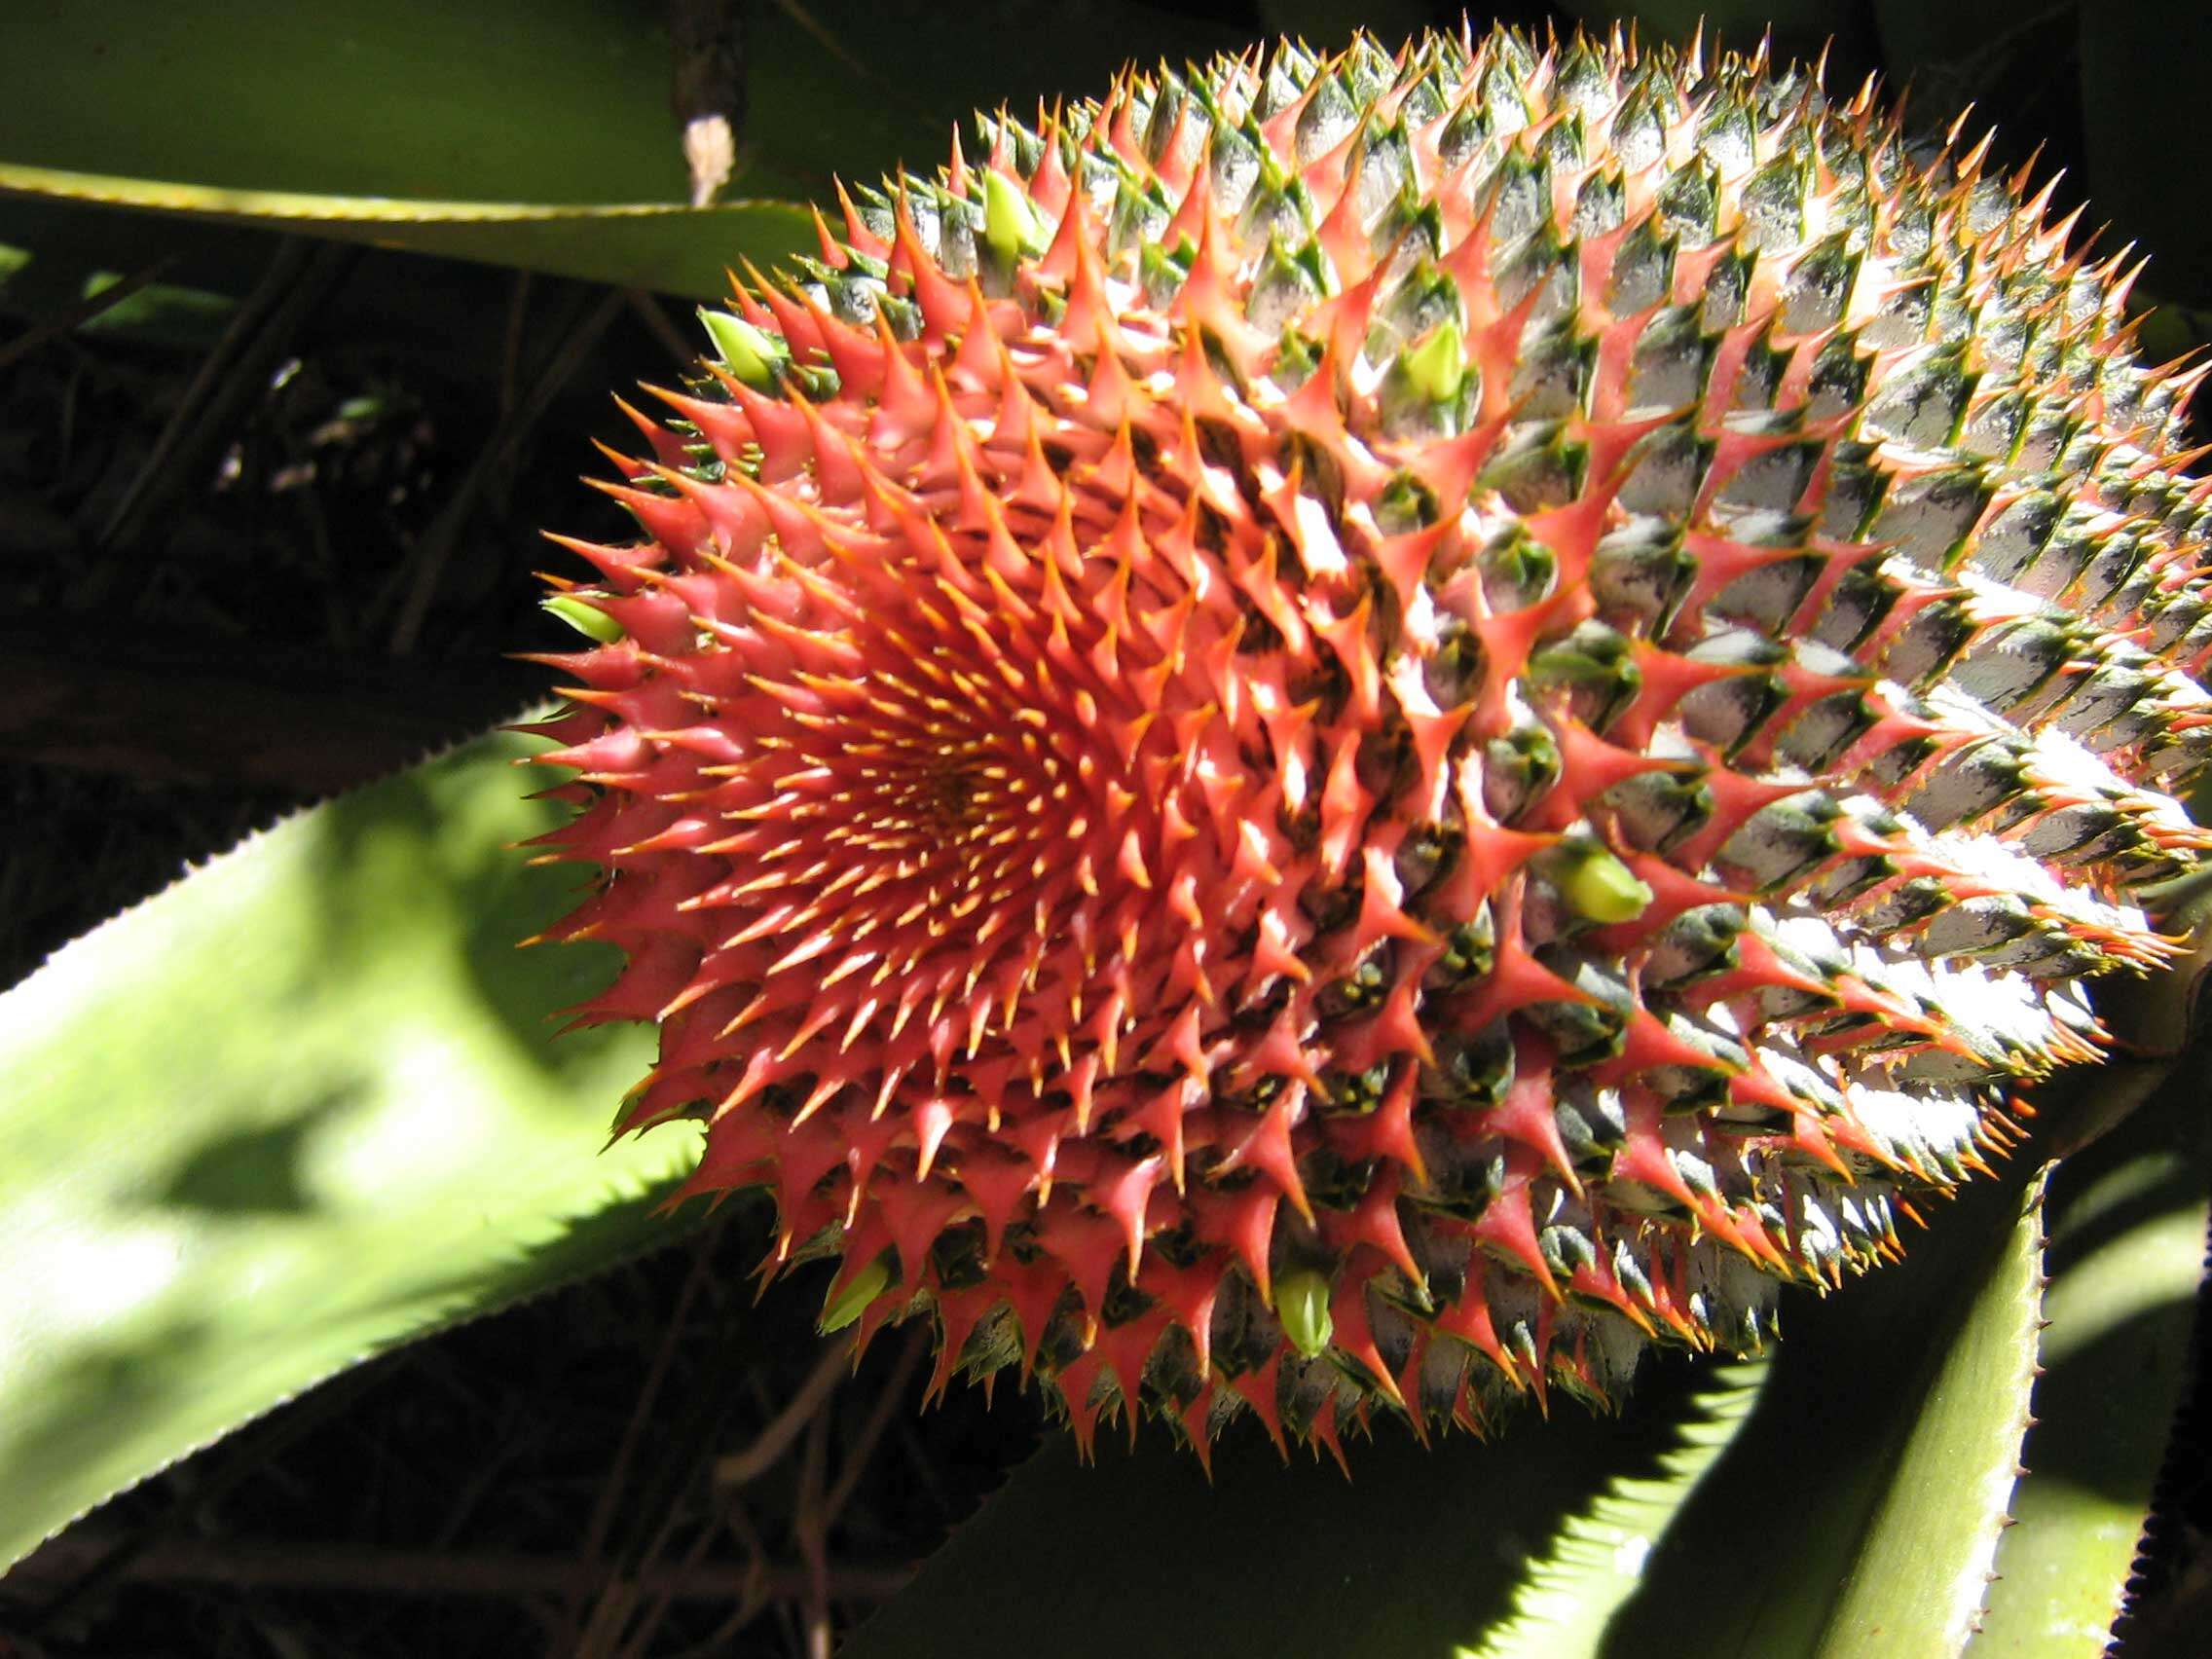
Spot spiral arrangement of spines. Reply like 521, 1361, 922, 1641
529, 24, 2208, 1458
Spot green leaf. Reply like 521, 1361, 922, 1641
983, 170, 1051, 264
0, 0, 1246, 295
1524, 1170, 2052, 1658
843, 1356, 1752, 1659
1457, 1366, 1764, 1659
699, 306, 790, 388
0, 727, 679, 1572
845, 1166, 2052, 1659
821, 1253, 894, 1334
861, 1184, 2077, 1657
1593, 1178, 2046, 1659
1973, 1073, 2212, 1655
0, 0, 699, 203
1815, 1172, 2047, 1656
0, 0, 818, 292
1274, 1267, 1336, 1359
0, 163, 816, 301
542, 594, 630, 645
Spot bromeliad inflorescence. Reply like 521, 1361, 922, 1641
527, 25, 2211, 1460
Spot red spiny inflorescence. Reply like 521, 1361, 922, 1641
528, 26, 2211, 1456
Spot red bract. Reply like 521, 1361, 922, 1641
529, 27, 2209, 1457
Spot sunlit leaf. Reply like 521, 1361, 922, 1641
1539, 1168, 2048, 1659
0, 729, 676, 1572
1456, 1366, 1764, 1659
1815, 1172, 2047, 1657
1973, 1075, 2212, 1655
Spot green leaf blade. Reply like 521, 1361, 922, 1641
1461, 1365, 1765, 1659
842, 1358, 1756, 1659
1972, 1075, 2212, 1657
1815, 1173, 2049, 1658
0, 162, 816, 298
843, 1159, 2058, 1659
0, 0, 1247, 294
0, 729, 683, 1570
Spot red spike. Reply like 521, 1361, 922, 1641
892, 189, 972, 342
801, 290, 889, 402
1228, 1351, 1290, 1456
1191, 1183, 1280, 1305
1468, 1149, 1563, 1300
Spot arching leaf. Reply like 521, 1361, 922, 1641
0, 729, 678, 1571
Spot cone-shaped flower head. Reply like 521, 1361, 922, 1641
530, 26, 2212, 1456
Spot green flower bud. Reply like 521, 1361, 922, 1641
698, 308, 786, 389
984, 171, 1050, 264
1540, 838, 1655, 924
1402, 318, 1468, 404
1275, 1268, 1335, 1359
818, 1254, 894, 1334
541, 595, 625, 644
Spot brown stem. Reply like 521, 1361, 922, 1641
709, 1333, 855, 1488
